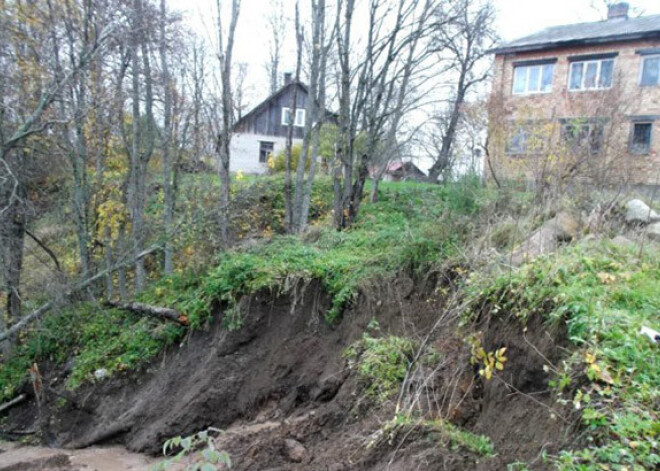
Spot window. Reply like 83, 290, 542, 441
630, 123, 652, 154
282, 107, 306, 127
259, 141, 274, 163
569, 59, 614, 90
641, 55, 660, 86
512, 63, 554, 94
505, 123, 548, 154
561, 121, 604, 154
295, 109, 306, 127
282, 107, 292, 126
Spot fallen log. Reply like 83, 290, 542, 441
0, 394, 27, 414
105, 301, 189, 326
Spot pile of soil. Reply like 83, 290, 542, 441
3, 275, 576, 470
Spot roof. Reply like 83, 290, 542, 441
491, 14, 660, 55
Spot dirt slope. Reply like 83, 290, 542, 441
4, 276, 575, 470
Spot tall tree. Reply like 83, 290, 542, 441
266, 0, 285, 95
160, 0, 175, 273
215, 0, 241, 246
333, 0, 438, 228
426, 0, 496, 182
283, 2, 303, 233
0, 0, 114, 349
292, 0, 330, 233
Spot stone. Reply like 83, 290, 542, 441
508, 212, 580, 266
610, 235, 635, 247
93, 368, 108, 380
646, 222, 660, 241
625, 199, 660, 224
283, 438, 307, 463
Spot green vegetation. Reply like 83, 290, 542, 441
155, 428, 231, 471
344, 333, 417, 400
467, 242, 660, 470
0, 177, 483, 401
141, 177, 482, 328
384, 413, 495, 457
0, 304, 183, 400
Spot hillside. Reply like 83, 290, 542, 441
1, 177, 659, 471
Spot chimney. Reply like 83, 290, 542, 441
607, 2, 629, 21
284, 72, 293, 84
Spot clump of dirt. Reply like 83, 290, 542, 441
3, 274, 577, 470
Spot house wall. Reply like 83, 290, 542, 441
234, 84, 308, 140
229, 133, 302, 174
489, 38, 660, 185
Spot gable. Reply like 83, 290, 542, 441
233, 83, 309, 139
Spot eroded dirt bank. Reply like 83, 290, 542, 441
2, 276, 575, 470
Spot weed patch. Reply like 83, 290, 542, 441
466, 243, 660, 470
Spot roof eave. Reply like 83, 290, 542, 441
490, 30, 660, 55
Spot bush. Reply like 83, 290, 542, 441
268, 144, 310, 173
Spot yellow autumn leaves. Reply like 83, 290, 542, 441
469, 335, 508, 381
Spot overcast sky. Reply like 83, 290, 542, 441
171, 0, 660, 108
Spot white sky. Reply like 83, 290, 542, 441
172, 0, 660, 108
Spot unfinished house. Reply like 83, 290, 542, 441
488, 2, 660, 187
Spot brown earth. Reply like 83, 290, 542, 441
1, 274, 577, 470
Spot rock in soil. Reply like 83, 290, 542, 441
625, 199, 660, 224
283, 438, 307, 463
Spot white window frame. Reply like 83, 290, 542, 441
568, 59, 614, 91
281, 107, 292, 125
639, 54, 660, 87
282, 107, 306, 127
511, 63, 555, 95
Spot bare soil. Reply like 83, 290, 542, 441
1, 275, 576, 470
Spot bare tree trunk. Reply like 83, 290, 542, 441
266, 0, 284, 96
292, 0, 325, 233
334, 0, 355, 230
299, 0, 329, 232
160, 0, 174, 274
284, 2, 303, 233
215, 0, 241, 247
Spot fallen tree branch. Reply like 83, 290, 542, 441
0, 246, 161, 342
0, 394, 27, 414
105, 301, 189, 326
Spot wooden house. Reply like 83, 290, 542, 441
230, 75, 311, 174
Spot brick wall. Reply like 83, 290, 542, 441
489, 39, 660, 186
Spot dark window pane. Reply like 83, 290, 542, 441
541, 64, 554, 92
589, 125, 604, 154
631, 123, 652, 154
641, 57, 660, 86
507, 127, 528, 153
585, 62, 598, 88
259, 141, 274, 163
600, 60, 613, 87
570, 63, 583, 90
513, 67, 527, 93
